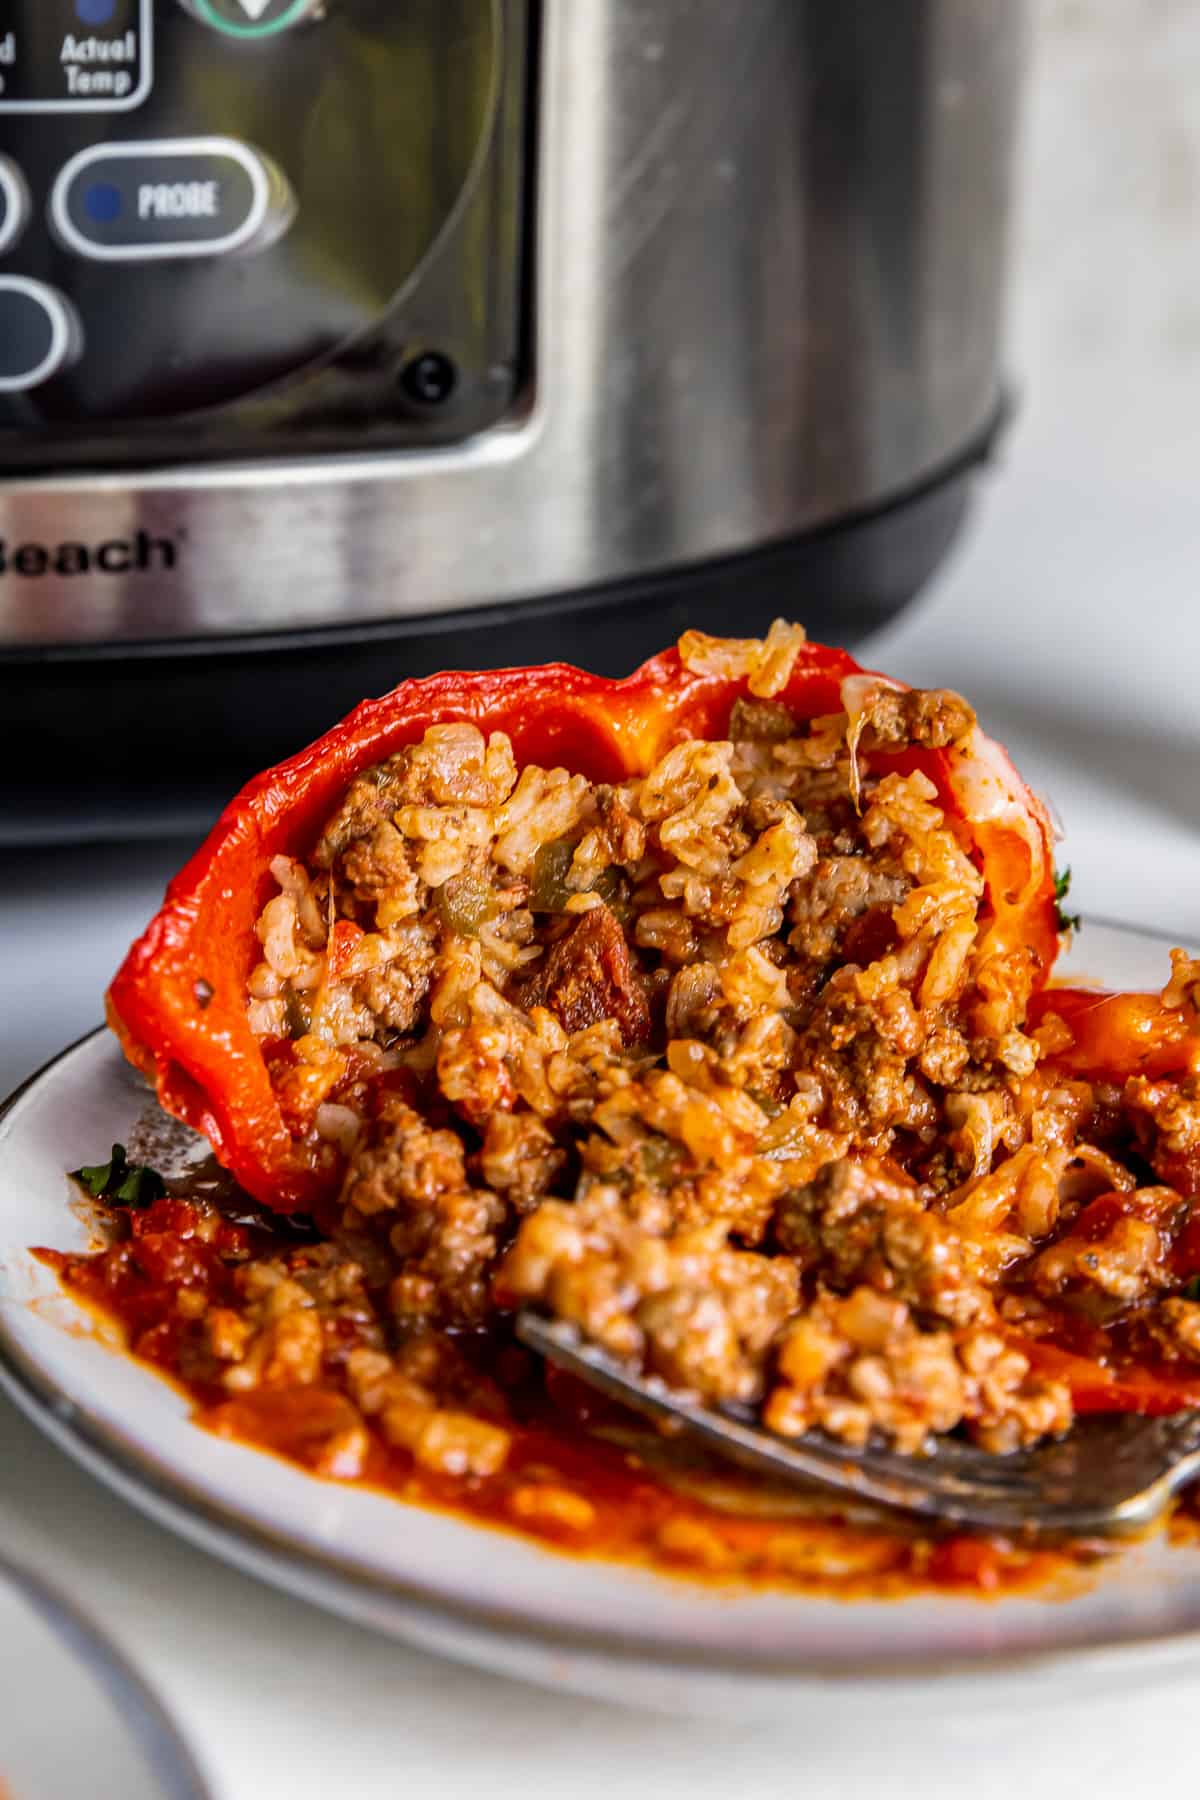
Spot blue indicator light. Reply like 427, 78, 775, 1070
76, 0, 118, 23
84, 182, 122, 224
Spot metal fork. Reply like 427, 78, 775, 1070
517, 1312, 1200, 1537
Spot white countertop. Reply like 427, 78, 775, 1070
5, 3, 1200, 1791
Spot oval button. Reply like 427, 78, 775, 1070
178, 0, 322, 36
0, 157, 30, 256
0, 278, 79, 392
50, 137, 293, 261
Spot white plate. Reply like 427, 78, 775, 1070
0, 1552, 210, 1799
3, 919, 1200, 1721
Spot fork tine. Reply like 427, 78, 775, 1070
516, 1312, 1200, 1539
517, 1313, 1042, 1533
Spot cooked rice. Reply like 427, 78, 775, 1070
210, 621, 1162, 1463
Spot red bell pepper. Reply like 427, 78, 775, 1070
107, 638, 1060, 1213
1031, 985, 1198, 1082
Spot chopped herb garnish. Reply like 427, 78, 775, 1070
1180, 1275, 1200, 1302
71, 1143, 166, 1209
1053, 865, 1082, 936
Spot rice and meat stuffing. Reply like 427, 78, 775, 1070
216, 624, 1189, 1474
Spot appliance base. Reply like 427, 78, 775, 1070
14, 456, 980, 846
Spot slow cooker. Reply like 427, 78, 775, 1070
0, 0, 1027, 840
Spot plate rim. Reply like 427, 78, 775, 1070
7, 921, 1200, 1697
0, 1545, 214, 1800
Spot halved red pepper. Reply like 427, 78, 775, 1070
1023, 1339, 1200, 1417
107, 638, 1060, 1213
1031, 986, 1198, 1082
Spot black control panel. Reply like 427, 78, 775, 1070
0, 0, 528, 467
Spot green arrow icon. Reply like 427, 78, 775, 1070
190, 0, 315, 39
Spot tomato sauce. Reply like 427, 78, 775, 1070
37, 1184, 1103, 1603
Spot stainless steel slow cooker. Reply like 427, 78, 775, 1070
0, 0, 1027, 838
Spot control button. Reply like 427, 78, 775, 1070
178, 0, 322, 38
0, 0, 153, 115
0, 278, 79, 393
51, 137, 294, 262
0, 157, 30, 254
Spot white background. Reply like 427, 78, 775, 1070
3, 1, 1200, 1792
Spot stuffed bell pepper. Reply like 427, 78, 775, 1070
90, 623, 1200, 1470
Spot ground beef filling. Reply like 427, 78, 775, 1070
230, 665, 1197, 1467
